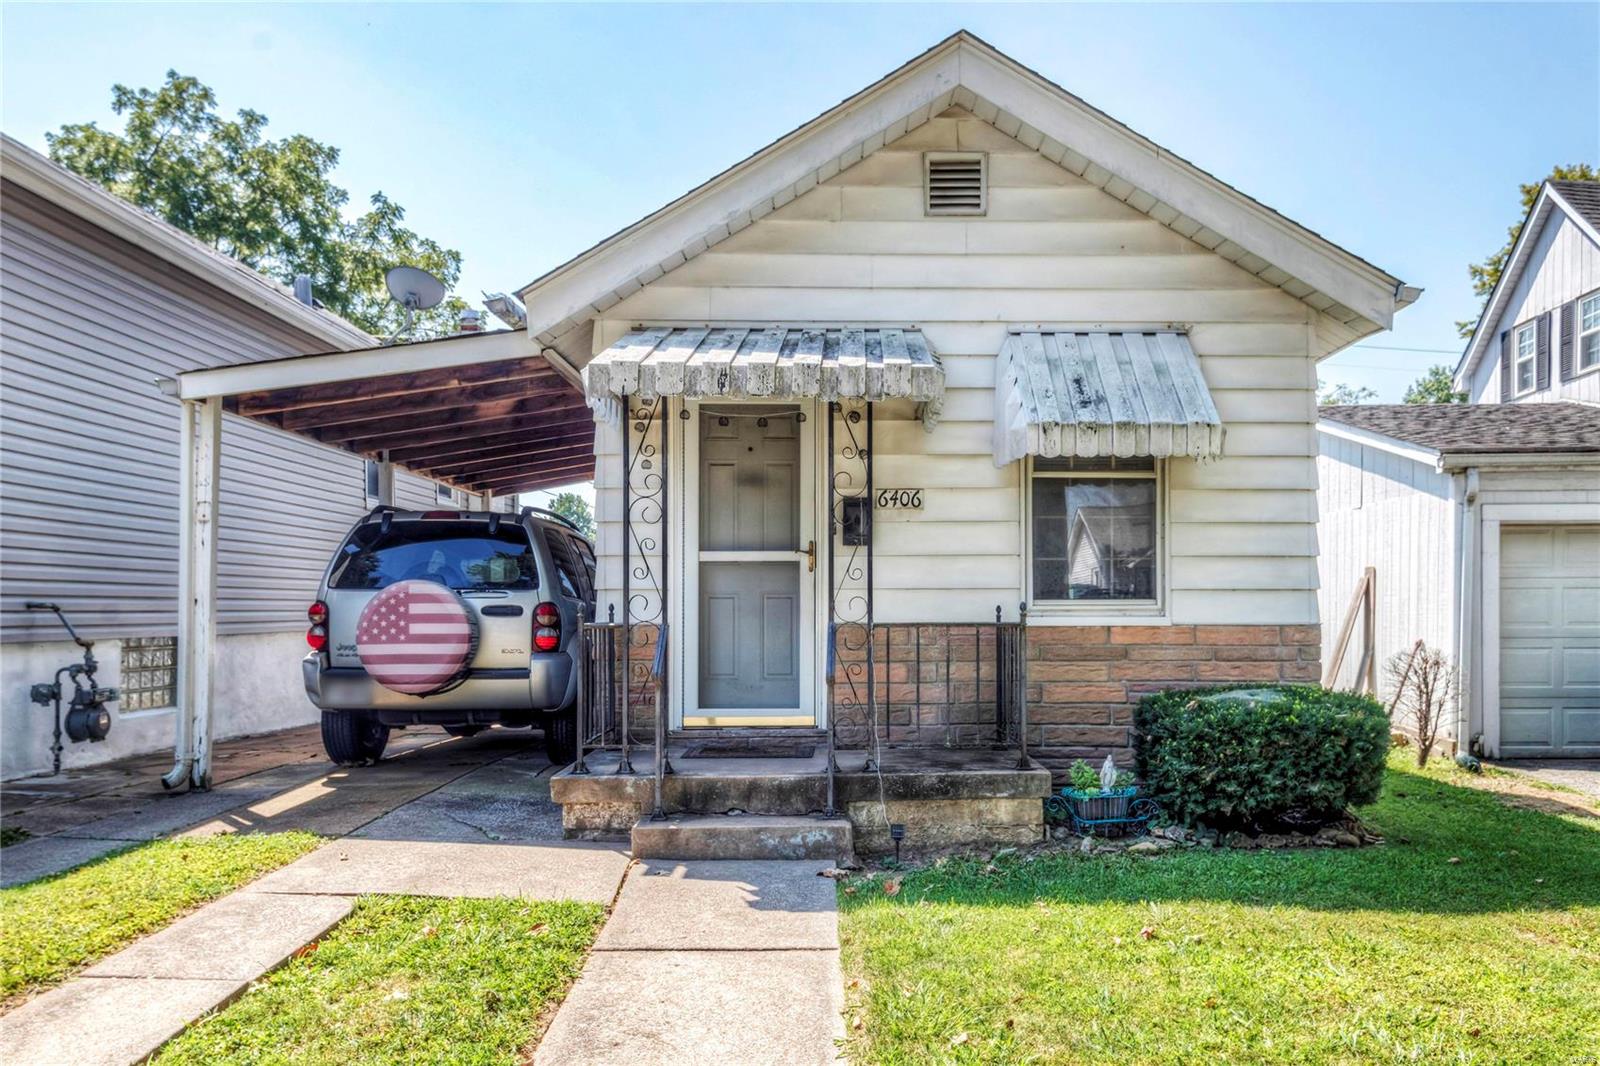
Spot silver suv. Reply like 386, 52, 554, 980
302, 506, 595, 765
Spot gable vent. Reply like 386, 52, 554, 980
924, 152, 986, 216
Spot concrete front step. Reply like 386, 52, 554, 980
631, 814, 853, 861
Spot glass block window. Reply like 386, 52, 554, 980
121, 636, 178, 711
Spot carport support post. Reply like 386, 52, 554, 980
176, 397, 221, 790
377, 450, 395, 505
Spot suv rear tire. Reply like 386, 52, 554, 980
543, 706, 577, 766
322, 711, 390, 765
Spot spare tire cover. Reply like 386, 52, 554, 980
356, 580, 479, 696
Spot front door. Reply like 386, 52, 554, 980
688, 404, 815, 726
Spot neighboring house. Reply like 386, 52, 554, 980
1455, 180, 1600, 405
0, 135, 472, 779
159, 31, 1417, 847
1317, 178, 1600, 760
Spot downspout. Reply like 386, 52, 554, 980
1450, 466, 1480, 755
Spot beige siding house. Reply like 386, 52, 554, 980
0, 136, 450, 779
162, 33, 1416, 850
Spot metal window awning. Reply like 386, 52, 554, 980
993, 330, 1225, 465
584, 326, 945, 427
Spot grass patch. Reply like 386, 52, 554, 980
154, 896, 604, 1065
0, 826, 31, 848
1, 832, 320, 1002
840, 752, 1600, 1064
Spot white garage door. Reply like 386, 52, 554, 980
1499, 525, 1600, 757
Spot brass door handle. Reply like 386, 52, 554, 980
804, 540, 816, 573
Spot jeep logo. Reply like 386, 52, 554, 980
502, 648, 525, 656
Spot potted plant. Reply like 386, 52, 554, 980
1047, 756, 1153, 835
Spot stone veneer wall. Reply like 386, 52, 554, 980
1027, 624, 1322, 778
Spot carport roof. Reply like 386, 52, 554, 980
165, 329, 594, 496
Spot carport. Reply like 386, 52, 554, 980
157, 328, 593, 790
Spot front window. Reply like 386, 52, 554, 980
1514, 322, 1537, 394
1030, 457, 1158, 603
1580, 292, 1600, 373
329, 521, 538, 591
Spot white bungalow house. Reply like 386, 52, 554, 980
1317, 180, 1600, 760
164, 32, 1417, 854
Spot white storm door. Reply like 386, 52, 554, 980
686, 403, 816, 727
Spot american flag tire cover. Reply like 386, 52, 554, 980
356, 580, 479, 695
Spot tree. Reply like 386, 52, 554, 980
547, 492, 596, 540
1402, 364, 1467, 405
1317, 379, 1377, 406
1385, 643, 1457, 767
1457, 163, 1599, 338
46, 71, 467, 338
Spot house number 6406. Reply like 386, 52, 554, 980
875, 488, 922, 509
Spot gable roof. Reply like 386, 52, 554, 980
0, 133, 375, 351
517, 31, 1414, 364
1320, 402, 1600, 457
1455, 179, 1600, 389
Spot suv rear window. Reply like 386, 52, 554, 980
329, 521, 538, 591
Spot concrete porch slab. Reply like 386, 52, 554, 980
82, 891, 352, 981
532, 949, 845, 1066
246, 838, 630, 903
596, 859, 838, 951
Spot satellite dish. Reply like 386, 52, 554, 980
386, 265, 447, 310
385, 265, 447, 339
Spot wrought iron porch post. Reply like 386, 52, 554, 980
572, 605, 589, 774
823, 401, 839, 816
617, 396, 634, 775
863, 402, 877, 772
1016, 602, 1030, 770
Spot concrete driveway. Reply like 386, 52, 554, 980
0, 723, 561, 886
1491, 759, 1600, 799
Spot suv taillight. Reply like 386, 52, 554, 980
307, 600, 328, 651
533, 601, 560, 652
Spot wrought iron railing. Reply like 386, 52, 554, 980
826, 607, 1029, 768
575, 608, 1031, 818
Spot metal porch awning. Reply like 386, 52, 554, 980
993, 330, 1224, 465
583, 326, 945, 427
168, 330, 595, 496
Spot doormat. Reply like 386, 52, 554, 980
681, 743, 816, 760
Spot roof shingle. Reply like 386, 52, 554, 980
1320, 403, 1600, 455
1550, 180, 1600, 231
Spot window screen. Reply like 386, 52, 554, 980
1032, 470, 1158, 602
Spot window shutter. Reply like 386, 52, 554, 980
1499, 330, 1511, 401
1536, 311, 1552, 392
1559, 300, 1576, 382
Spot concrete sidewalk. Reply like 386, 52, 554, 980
0, 746, 630, 1066
535, 859, 845, 1066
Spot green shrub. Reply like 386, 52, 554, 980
1133, 685, 1389, 828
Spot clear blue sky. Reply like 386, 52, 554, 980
5, 2, 1597, 403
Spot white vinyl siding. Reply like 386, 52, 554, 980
587, 107, 1324, 626
0, 180, 436, 641
1314, 432, 1458, 706
1471, 209, 1600, 404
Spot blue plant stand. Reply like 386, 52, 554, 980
1046, 787, 1161, 836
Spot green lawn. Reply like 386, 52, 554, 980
840, 754, 1600, 1065
154, 896, 605, 1066
1, 832, 321, 1002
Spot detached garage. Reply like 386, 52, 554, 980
1317, 403, 1600, 759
